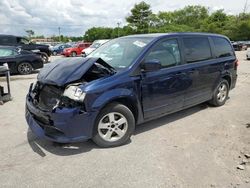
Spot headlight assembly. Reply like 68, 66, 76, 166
63, 85, 86, 102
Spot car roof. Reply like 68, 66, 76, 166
0, 45, 17, 49
0, 34, 24, 38
122, 32, 228, 39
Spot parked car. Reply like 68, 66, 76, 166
0, 46, 43, 75
50, 44, 72, 56
0, 34, 51, 63
26, 33, 238, 147
233, 42, 247, 51
62, 42, 91, 57
81, 40, 109, 57
247, 48, 250, 60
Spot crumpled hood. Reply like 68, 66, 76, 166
37, 57, 114, 86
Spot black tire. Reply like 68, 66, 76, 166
92, 103, 135, 148
17, 62, 33, 75
71, 51, 77, 57
52, 51, 57, 56
209, 79, 229, 107
40, 53, 49, 63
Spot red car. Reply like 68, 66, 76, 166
62, 42, 91, 57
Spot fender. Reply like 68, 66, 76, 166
92, 88, 137, 110
91, 88, 144, 123
212, 70, 232, 92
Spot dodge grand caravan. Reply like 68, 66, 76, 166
26, 33, 238, 147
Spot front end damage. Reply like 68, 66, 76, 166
25, 57, 115, 143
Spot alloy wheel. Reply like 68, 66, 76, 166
98, 112, 128, 142
217, 83, 228, 103
18, 62, 32, 75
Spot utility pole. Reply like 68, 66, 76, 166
117, 22, 121, 37
243, 0, 249, 14
58, 27, 61, 42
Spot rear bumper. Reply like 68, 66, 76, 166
62, 51, 71, 56
32, 59, 43, 70
25, 95, 98, 143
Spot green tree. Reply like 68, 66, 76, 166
126, 1, 152, 33
84, 27, 113, 42
200, 10, 231, 35
156, 6, 209, 30
25, 29, 35, 38
82, 4, 250, 42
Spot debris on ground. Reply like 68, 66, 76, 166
237, 165, 245, 170
245, 153, 250, 158
241, 159, 249, 165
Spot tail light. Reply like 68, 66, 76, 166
234, 59, 239, 69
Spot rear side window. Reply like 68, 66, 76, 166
0, 36, 16, 45
183, 37, 212, 63
212, 37, 234, 58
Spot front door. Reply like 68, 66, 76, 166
0, 48, 18, 72
141, 39, 191, 119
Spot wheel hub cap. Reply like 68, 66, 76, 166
217, 83, 227, 102
98, 112, 128, 142
19, 63, 31, 74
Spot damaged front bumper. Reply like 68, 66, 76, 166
25, 94, 98, 143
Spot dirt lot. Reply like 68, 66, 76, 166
0, 52, 249, 188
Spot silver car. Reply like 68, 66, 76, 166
247, 48, 250, 60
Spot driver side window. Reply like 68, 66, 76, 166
145, 39, 181, 68
0, 49, 14, 57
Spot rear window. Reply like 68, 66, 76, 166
0, 36, 16, 45
212, 37, 234, 58
183, 37, 212, 63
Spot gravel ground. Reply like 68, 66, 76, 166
0, 52, 249, 188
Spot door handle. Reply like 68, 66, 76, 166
188, 69, 196, 74
175, 72, 186, 76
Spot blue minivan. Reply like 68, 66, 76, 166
26, 33, 238, 147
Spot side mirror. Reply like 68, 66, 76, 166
141, 59, 161, 72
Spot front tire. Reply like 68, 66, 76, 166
71, 52, 77, 57
17, 62, 33, 75
92, 103, 135, 148
209, 79, 229, 106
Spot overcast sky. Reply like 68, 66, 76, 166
0, 0, 248, 37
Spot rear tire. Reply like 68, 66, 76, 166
92, 103, 135, 148
209, 79, 229, 107
40, 53, 49, 63
53, 51, 57, 56
17, 62, 33, 75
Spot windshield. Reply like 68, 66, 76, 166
90, 42, 101, 48
88, 37, 153, 69
54, 44, 62, 49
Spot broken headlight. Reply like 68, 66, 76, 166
62, 85, 86, 102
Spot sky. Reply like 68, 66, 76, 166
0, 0, 248, 37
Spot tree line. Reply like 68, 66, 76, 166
83, 1, 250, 42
